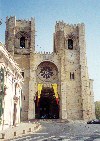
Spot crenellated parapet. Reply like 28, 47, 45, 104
55, 21, 84, 32
33, 51, 58, 59
34, 51, 52, 54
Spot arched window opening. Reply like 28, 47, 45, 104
20, 36, 25, 48
70, 72, 75, 80
68, 39, 73, 49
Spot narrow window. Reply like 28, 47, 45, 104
70, 72, 71, 79
72, 73, 74, 79
68, 39, 73, 49
24, 96, 25, 100
20, 36, 25, 48
70, 72, 75, 80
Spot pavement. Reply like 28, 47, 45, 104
8, 120, 100, 141
0, 120, 100, 141
0, 120, 41, 140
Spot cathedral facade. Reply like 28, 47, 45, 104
5, 16, 95, 121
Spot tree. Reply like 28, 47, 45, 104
95, 101, 100, 119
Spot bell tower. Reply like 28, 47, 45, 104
53, 21, 79, 53
5, 16, 35, 120
5, 16, 35, 55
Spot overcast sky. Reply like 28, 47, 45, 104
0, 0, 100, 101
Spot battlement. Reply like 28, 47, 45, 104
6, 16, 16, 28
55, 21, 85, 32
6, 16, 35, 22
34, 51, 58, 56
6, 16, 35, 29
6, 16, 16, 21
34, 51, 51, 54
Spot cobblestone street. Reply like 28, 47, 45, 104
9, 120, 100, 141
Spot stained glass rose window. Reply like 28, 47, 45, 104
37, 61, 58, 82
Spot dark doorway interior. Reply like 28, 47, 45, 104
35, 87, 59, 119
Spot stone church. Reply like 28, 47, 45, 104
5, 16, 95, 121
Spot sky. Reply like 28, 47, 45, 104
0, 0, 100, 101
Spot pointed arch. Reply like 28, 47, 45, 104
68, 39, 73, 49
20, 36, 25, 48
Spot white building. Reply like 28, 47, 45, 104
0, 43, 23, 130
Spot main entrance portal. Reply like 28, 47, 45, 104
35, 87, 59, 119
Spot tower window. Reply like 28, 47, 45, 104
20, 36, 25, 48
68, 39, 73, 49
70, 72, 74, 80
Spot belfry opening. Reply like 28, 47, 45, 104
35, 86, 59, 119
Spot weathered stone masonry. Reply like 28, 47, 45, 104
5, 16, 95, 121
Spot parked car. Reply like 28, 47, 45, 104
87, 119, 100, 124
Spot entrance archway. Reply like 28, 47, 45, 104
35, 87, 59, 119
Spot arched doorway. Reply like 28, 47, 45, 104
35, 87, 59, 119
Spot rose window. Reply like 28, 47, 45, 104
40, 66, 53, 79
37, 61, 58, 82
